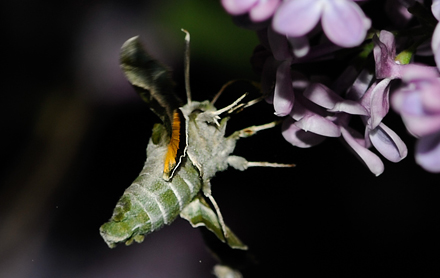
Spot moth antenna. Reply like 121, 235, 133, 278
211, 80, 237, 105
182, 29, 192, 104
211, 79, 260, 105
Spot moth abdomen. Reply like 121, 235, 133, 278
100, 193, 151, 248
100, 131, 202, 248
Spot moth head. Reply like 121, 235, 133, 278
181, 100, 222, 125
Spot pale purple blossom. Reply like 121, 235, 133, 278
221, 0, 281, 22
266, 29, 409, 175
261, 26, 408, 175
392, 65, 440, 172
221, 0, 440, 174
279, 71, 406, 176
273, 60, 295, 116
373, 30, 404, 79
272, 0, 371, 48
432, 0, 440, 69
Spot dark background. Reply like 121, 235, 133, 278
1, 0, 440, 277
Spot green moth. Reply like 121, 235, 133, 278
99, 31, 293, 250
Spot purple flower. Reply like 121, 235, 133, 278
276, 70, 405, 176
272, 0, 371, 47
282, 117, 326, 148
269, 28, 409, 176
432, 0, 440, 69
373, 30, 404, 79
221, 0, 440, 175
392, 65, 440, 172
340, 124, 385, 175
221, 0, 281, 22
273, 60, 295, 116
391, 65, 440, 137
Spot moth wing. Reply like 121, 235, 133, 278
180, 196, 247, 250
120, 36, 182, 134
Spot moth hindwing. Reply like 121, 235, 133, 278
99, 34, 294, 250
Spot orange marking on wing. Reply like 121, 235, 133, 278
163, 110, 182, 175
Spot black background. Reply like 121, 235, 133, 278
1, 0, 440, 277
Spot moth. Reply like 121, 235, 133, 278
100, 30, 294, 250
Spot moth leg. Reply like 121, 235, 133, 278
202, 180, 229, 241
227, 155, 295, 171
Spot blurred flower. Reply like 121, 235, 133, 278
392, 65, 440, 172
432, 0, 440, 68
221, 0, 281, 22
222, 0, 440, 174
273, 60, 295, 116
385, 0, 419, 27
272, 0, 371, 47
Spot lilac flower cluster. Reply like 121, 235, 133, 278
221, 0, 440, 175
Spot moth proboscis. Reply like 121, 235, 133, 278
99, 30, 295, 251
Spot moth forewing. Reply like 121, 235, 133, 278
120, 36, 182, 135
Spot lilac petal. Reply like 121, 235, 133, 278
221, 0, 258, 15
290, 100, 340, 137
392, 88, 422, 116
432, 0, 440, 21
373, 31, 402, 79
287, 36, 310, 57
294, 113, 341, 137
400, 64, 439, 82
249, 0, 281, 22
272, 0, 322, 37
368, 123, 408, 162
282, 117, 326, 148
369, 78, 391, 129
392, 88, 440, 137
332, 100, 369, 115
421, 82, 440, 113
379, 30, 396, 57
346, 68, 374, 100
432, 24, 440, 72
402, 114, 440, 137
415, 131, 440, 172
273, 60, 294, 116
321, 0, 371, 47
268, 27, 291, 61
341, 126, 384, 176
303, 83, 368, 115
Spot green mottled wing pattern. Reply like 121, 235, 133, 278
120, 36, 182, 133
